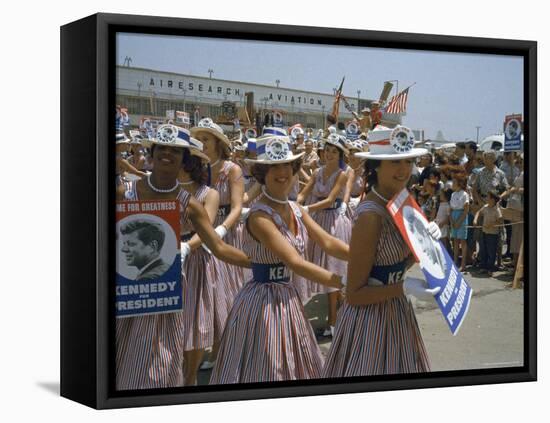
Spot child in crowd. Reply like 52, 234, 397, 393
421, 180, 439, 222
474, 191, 504, 276
435, 188, 452, 254
449, 172, 469, 271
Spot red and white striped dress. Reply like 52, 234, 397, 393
306, 166, 352, 295
180, 184, 218, 352
116, 182, 189, 390
322, 200, 430, 377
212, 161, 247, 297
209, 202, 324, 384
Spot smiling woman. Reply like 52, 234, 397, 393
209, 134, 349, 384
115, 124, 250, 391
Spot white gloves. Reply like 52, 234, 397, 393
366, 277, 384, 286
180, 242, 191, 264
240, 208, 250, 222
201, 243, 212, 255
349, 197, 360, 209
338, 202, 348, 216
202, 225, 228, 255
403, 277, 441, 301
302, 205, 309, 214
340, 274, 347, 287
427, 221, 442, 240
215, 225, 228, 239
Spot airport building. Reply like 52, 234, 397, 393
116, 66, 404, 132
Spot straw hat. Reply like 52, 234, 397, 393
244, 135, 304, 165
142, 124, 210, 162
324, 133, 348, 154
289, 124, 305, 141
190, 118, 231, 154
116, 131, 130, 145
262, 127, 288, 137
355, 126, 427, 160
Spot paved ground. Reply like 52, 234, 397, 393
197, 262, 524, 384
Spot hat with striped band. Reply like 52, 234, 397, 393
116, 131, 130, 145
345, 139, 364, 152
355, 125, 427, 160
142, 124, 211, 162
142, 124, 192, 148
244, 136, 304, 165
190, 118, 231, 154
262, 127, 288, 137
187, 136, 211, 162
324, 133, 348, 153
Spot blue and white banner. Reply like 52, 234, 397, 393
388, 189, 472, 335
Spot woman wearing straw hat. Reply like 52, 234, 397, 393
297, 133, 352, 336
176, 138, 222, 386
323, 126, 441, 378
190, 118, 247, 369
115, 131, 147, 186
345, 140, 367, 217
128, 134, 147, 171
116, 124, 250, 390
209, 135, 348, 384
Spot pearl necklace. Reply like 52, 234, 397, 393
147, 173, 180, 193
261, 185, 288, 204
371, 186, 390, 203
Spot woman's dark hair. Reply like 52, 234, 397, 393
466, 141, 478, 153
181, 148, 209, 184
441, 188, 453, 201
363, 159, 381, 193
251, 159, 303, 185
427, 167, 441, 181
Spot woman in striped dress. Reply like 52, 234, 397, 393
298, 134, 352, 335
115, 124, 250, 390
345, 140, 367, 218
210, 135, 349, 384
177, 145, 220, 386
323, 126, 441, 377
191, 118, 246, 369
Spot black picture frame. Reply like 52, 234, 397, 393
60, 12, 537, 409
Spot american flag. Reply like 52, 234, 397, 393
385, 87, 410, 114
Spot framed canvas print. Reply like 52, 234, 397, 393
60, 13, 536, 409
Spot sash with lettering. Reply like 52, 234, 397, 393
115, 200, 182, 318
387, 189, 472, 335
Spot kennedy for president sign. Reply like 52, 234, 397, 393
504, 114, 522, 152
116, 200, 182, 318
388, 189, 472, 335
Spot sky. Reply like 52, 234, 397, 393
117, 33, 523, 141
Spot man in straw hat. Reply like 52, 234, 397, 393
116, 123, 250, 390
323, 125, 443, 378
210, 134, 348, 384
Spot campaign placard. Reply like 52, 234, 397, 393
388, 189, 472, 335
504, 114, 522, 152
176, 110, 190, 125
115, 200, 182, 318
